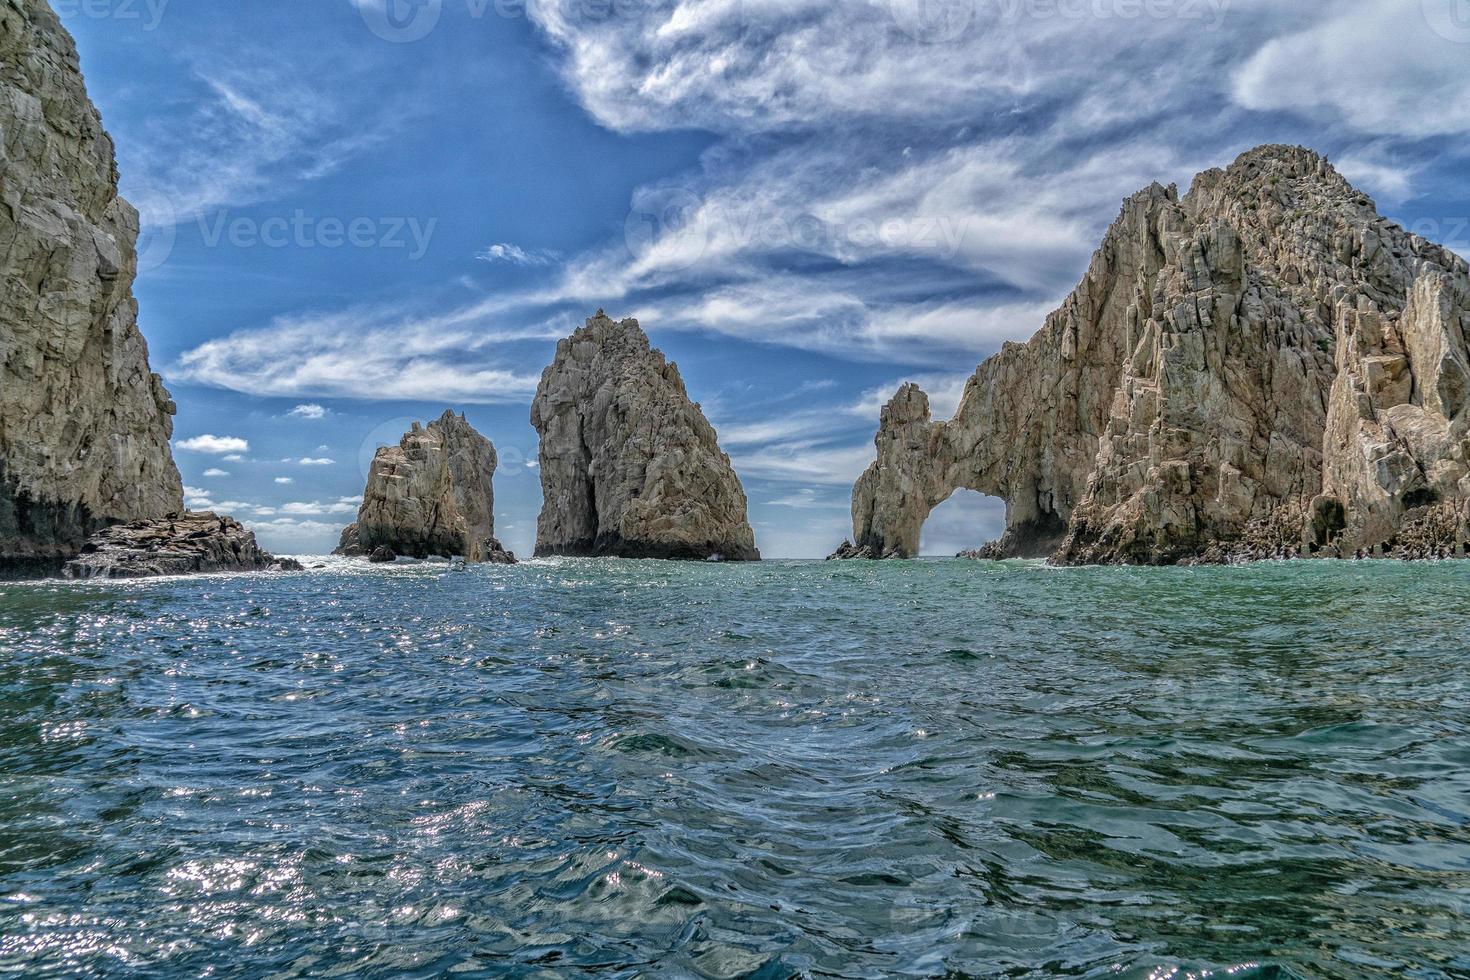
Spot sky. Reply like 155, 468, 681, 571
58, 0, 1470, 558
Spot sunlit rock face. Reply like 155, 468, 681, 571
337, 411, 515, 564
0, 0, 184, 570
839, 145, 1470, 564
531, 312, 759, 562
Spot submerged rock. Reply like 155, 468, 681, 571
62, 513, 302, 579
337, 411, 516, 564
1, 0, 184, 570
838, 145, 1470, 565
531, 312, 759, 561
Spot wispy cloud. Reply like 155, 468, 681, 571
287, 404, 329, 419
477, 243, 559, 266
171, 303, 550, 403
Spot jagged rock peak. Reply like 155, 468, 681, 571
837, 144, 1470, 565
531, 312, 760, 561
1, 0, 184, 572
337, 410, 515, 564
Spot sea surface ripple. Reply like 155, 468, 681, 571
1, 558, 1467, 978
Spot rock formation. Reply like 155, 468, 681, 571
63, 513, 303, 579
1, 0, 185, 572
336, 411, 516, 564
531, 312, 760, 561
837, 145, 1470, 564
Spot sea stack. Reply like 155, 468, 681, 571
835, 145, 1470, 565
337, 411, 515, 563
0, 0, 184, 571
531, 312, 759, 561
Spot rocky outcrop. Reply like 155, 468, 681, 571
531, 312, 759, 561
1, 0, 184, 571
839, 145, 1470, 564
62, 513, 302, 579
336, 411, 516, 564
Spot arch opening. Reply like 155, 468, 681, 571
919, 488, 1006, 557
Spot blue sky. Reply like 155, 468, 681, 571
59, 0, 1470, 558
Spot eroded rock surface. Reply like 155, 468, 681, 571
337, 411, 515, 563
840, 145, 1470, 564
63, 513, 302, 579
532, 312, 759, 561
1, 0, 184, 570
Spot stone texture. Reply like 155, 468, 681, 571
62, 512, 302, 579
1, 0, 184, 571
336, 411, 515, 563
531, 312, 759, 561
840, 145, 1470, 564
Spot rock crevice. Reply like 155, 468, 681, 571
838, 146, 1470, 564
532, 312, 759, 561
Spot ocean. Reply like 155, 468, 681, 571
1, 558, 1467, 977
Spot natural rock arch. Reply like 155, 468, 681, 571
835, 145, 1470, 565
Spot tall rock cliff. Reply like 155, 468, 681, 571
531, 312, 760, 561
0, 0, 183, 569
839, 145, 1470, 564
337, 411, 514, 563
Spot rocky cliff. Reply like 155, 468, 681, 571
0, 0, 184, 570
337, 411, 515, 563
838, 145, 1470, 564
531, 312, 760, 561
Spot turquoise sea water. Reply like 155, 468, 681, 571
1, 558, 1467, 978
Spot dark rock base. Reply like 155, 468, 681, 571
63, 513, 303, 580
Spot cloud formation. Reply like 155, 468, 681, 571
177, 434, 250, 454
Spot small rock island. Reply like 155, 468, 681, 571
337, 411, 516, 564
531, 312, 759, 561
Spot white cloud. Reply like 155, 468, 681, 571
171, 303, 549, 403
287, 403, 328, 419
183, 486, 215, 509
275, 477, 295, 485
177, 434, 250, 454
1232, 0, 1470, 138
477, 243, 559, 266
281, 498, 359, 516
223, 454, 245, 462
202, 468, 230, 478
298, 457, 336, 466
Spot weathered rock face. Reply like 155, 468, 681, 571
531, 313, 760, 561
63, 513, 302, 579
336, 411, 515, 563
1, 0, 184, 571
841, 145, 1470, 564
